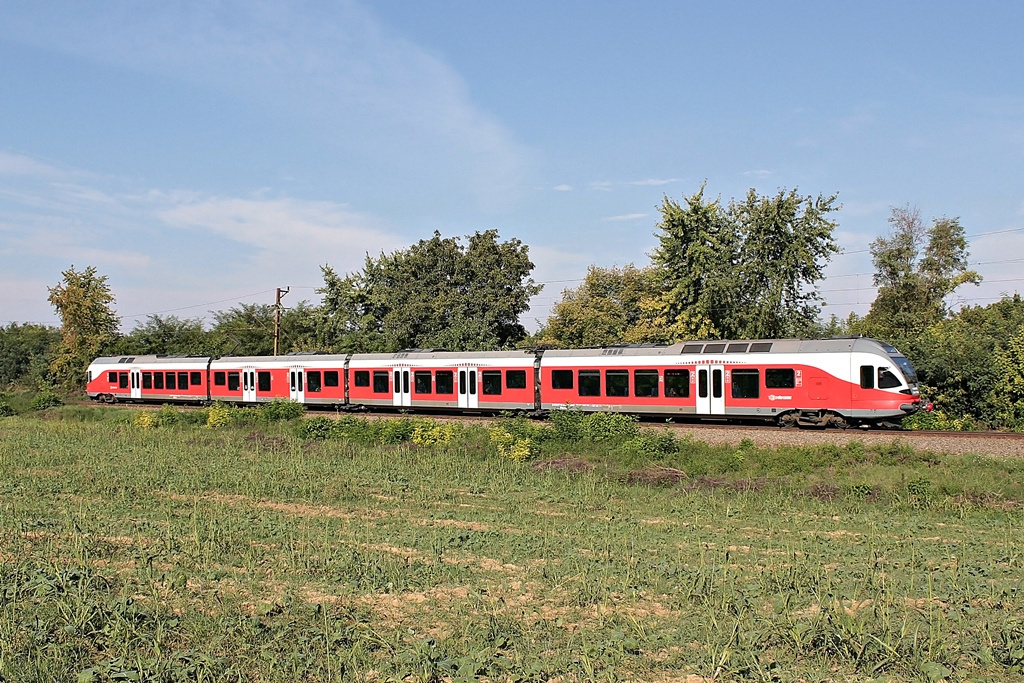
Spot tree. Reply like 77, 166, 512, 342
115, 315, 212, 356
0, 323, 61, 387
317, 230, 542, 352
991, 322, 1024, 429
861, 206, 980, 344
210, 302, 319, 356
649, 184, 839, 342
47, 266, 119, 388
531, 265, 662, 348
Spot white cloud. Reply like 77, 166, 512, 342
627, 178, 681, 186
0, 151, 68, 178
590, 181, 614, 192
553, 184, 573, 192
743, 169, 774, 178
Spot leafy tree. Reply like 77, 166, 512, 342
317, 230, 541, 352
210, 302, 319, 356
530, 265, 661, 348
860, 205, 980, 344
114, 315, 212, 356
0, 323, 61, 387
991, 322, 1024, 429
649, 184, 839, 341
47, 266, 119, 388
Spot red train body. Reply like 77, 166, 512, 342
86, 337, 922, 427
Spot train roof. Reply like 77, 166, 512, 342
90, 355, 213, 365
350, 349, 538, 361
540, 337, 899, 357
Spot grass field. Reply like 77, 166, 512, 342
2, 407, 1024, 682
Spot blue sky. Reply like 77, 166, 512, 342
2, 1, 1023, 332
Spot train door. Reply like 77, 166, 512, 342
242, 365, 257, 403
130, 368, 142, 400
393, 367, 411, 407
289, 367, 305, 403
458, 366, 478, 409
695, 364, 725, 415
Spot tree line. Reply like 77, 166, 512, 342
4, 185, 1024, 428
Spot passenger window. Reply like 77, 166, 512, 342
482, 370, 502, 395
698, 370, 708, 398
605, 370, 629, 397
119, 372, 129, 389
142, 372, 152, 389
578, 370, 601, 397
506, 370, 527, 389
166, 372, 176, 390
256, 371, 271, 392
712, 369, 723, 398
227, 372, 240, 391
634, 370, 659, 397
325, 371, 339, 387
765, 368, 795, 389
436, 370, 454, 394
373, 371, 390, 393
154, 372, 164, 389
178, 372, 189, 389
306, 371, 321, 393
414, 371, 432, 394
107, 371, 117, 383
665, 369, 690, 398
878, 367, 901, 389
214, 371, 226, 386
468, 371, 476, 395
354, 371, 370, 387
551, 370, 574, 389
731, 369, 760, 399
860, 365, 875, 389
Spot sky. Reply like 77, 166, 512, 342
2, 0, 1024, 333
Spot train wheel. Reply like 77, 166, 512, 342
777, 412, 798, 428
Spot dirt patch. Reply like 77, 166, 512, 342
623, 466, 688, 487
417, 518, 491, 531
532, 457, 595, 473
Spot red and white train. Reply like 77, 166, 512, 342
87, 337, 922, 427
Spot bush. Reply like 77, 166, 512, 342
489, 426, 536, 462
259, 400, 305, 423
411, 421, 460, 447
31, 391, 63, 411
0, 401, 14, 418
205, 402, 233, 428
298, 416, 334, 441
132, 412, 158, 429
902, 409, 984, 431
549, 408, 640, 442
619, 430, 680, 460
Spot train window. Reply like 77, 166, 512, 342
436, 370, 454, 394
578, 370, 601, 397
354, 371, 370, 387
178, 372, 189, 389
191, 372, 202, 386
749, 342, 773, 353
414, 371, 432, 394
634, 370, 659, 397
698, 370, 708, 398
878, 367, 901, 389
551, 370, 574, 389
482, 370, 502, 395
107, 371, 117, 383
682, 344, 704, 353
712, 369, 723, 398
119, 372, 129, 389
373, 371, 390, 393
214, 372, 226, 386
142, 372, 152, 389
154, 372, 164, 389
860, 365, 874, 389
605, 370, 629, 397
306, 371, 321, 393
468, 371, 476, 395
726, 343, 748, 353
228, 372, 240, 391
325, 371, 339, 387
166, 372, 176, 390
665, 369, 690, 398
731, 369, 760, 398
765, 368, 795, 389
506, 370, 527, 389
703, 343, 726, 354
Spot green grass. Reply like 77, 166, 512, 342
2, 409, 1024, 681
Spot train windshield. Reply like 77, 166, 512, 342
890, 355, 918, 383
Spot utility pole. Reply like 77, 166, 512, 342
273, 287, 289, 356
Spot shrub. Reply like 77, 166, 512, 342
259, 400, 305, 423
132, 412, 158, 429
549, 408, 640, 442
619, 430, 679, 459
31, 391, 63, 410
490, 426, 536, 462
297, 416, 334, 440
411, 421, 459, 447
903, 409, 984, 431
0, 401, 14, 417
206, 402, 234, 428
